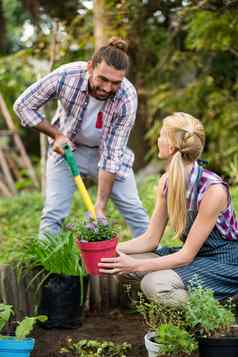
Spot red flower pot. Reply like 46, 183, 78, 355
76, 237, 118, 276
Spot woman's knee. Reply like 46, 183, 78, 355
140, 269, 188, 304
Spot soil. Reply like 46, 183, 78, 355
31, 308, 147, 357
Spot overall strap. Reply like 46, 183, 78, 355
180, 164, 204, 241
190, 165, 203, 213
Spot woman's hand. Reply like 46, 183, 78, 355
98, 248, 139, 274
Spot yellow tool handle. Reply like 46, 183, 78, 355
75, 176, 96, 219
64, 144, 96, 219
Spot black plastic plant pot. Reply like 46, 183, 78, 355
199, 336, 238, 357
38, 274, 89, 329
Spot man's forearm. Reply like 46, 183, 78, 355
35, 119, 72, 155
35, 119, 62, 139
96, 170, 116, 210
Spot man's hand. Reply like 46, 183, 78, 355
35, 120, 74, 155
95, 201, 107, 220
53, 134, 73, 155
95, 170, 116, 219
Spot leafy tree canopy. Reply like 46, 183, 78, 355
1, 0, 238, 178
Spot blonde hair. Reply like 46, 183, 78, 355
162, 112, 205, 239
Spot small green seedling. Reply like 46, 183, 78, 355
0, 303, 47, 339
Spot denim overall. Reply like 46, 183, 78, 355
156, 165, 238, 300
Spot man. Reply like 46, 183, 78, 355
14, 37, 149, 238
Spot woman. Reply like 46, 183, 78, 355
99, 112, 238, 304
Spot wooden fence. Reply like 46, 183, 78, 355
0, 265, 130, 319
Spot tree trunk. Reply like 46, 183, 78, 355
128, 85, 149, 171
127, 14, 152, 172
93, 0, 108, 50
0, 0, 7, 53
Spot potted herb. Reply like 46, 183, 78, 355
0, 303, 47, 356
185, 283, 238, 357
138, 282, 238, 357
60, 338, 131, 356
137, 293, 197, 357
148, 323, 198, 357
75, 217, 118, 275
29, 230, 88, 329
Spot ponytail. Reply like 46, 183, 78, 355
167, 150, 187, 240
162, 112, 205, 240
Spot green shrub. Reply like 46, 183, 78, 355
136, 293, 186, 332
0, 177, 237, 268
0, 176, 159, 264
154, 323, 198, 356
30, 231, 85, 277
138, 282, 236, 356
185, 281, 235, 337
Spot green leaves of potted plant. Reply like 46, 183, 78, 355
185, 283, 237, 357
138, 281, 238, 357
137, 293, 197, 357
30, 230, 88, 329
75, 216, 118, 275
60, 338, 131, 357
0, 303, 47, 356
151, 323, 198, 357
31, 230, 87, 299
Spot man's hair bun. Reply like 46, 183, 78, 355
107, 37, 128, 53
92, 37, 129, 71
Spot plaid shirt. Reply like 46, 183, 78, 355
14, 61, 138, 178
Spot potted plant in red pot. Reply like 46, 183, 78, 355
75, 217, 118, 276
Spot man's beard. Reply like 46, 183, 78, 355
88, 82, 115, 100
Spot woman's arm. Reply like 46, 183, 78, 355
99, 183, 227, 274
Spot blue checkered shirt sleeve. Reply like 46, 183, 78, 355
13, 70, 61, 127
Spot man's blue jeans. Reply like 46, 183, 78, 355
39, 146, 149, 238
